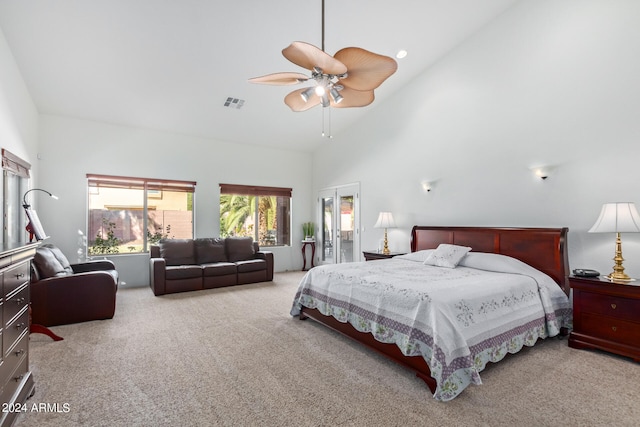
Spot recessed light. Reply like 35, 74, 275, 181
396, 50, 407, 59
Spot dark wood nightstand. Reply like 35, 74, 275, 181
569, 275, 640, 362
362, 251, 406, 261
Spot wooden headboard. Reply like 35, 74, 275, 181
411, 226, 570, 295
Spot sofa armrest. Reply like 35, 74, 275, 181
32, 271, 117, 289
30, 271, 118, 326
255, 251, 274, 281
150, 257, 167, 296
71, 259, 116, 273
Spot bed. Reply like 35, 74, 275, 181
290, 226, 572, 401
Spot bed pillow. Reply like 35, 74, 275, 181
423, 244, 471, 268
459, 252, 537, 276
394, 250, 434, 263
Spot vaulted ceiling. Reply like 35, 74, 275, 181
0, 0, 519, 152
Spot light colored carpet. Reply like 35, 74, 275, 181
16, 271, 640, 427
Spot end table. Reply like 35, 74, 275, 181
301, 240, 316, 271
569, 275, 640, 362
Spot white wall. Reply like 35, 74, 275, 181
0, 26, 38, 190
313, 0, 640, 278
37, 115, 313, 286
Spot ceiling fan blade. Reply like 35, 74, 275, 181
331, 87, 375, 108
333, 47, 398, 91
283, 41, 347, 75
248, 72, 309, 85
284, 88, 321, 112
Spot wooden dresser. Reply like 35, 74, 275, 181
569, 275, 640, 362
0, 242, 38, 427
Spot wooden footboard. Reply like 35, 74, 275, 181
299, 305, 437, 394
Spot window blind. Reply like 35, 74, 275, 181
219, 183, 292, 197
87, 174, 196, 193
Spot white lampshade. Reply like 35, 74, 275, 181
589, 202, 640, 233
374, 212, 396, 229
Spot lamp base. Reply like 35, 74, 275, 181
605, 232, 635, 282
382, 228, 390, 255
605, 273, 636, 282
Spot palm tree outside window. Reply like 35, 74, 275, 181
219, 184, 291, 247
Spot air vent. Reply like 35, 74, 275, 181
223, 97, 245, 109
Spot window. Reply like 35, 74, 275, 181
220, 184, 291, 247
87, 174, 195, 255
1, 149, 30, 244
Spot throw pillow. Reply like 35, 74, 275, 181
423, 244, 472, 268
226, 237, 255, 262
33, 247, 69, 278
394, 250, 434, 263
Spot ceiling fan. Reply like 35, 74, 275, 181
248, 0, 398, 112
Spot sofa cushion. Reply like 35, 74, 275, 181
202, 262, 237, 277
236, 259, 266, 273
226, 237, 255, 262
165, 265, 202, 280
33, 247, 70, 278
195, 238, 227, 264
42, 244, 74, 275
159, 239, 195, 266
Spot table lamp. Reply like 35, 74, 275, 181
374, 212, 396, 255
589, 202, 640, 282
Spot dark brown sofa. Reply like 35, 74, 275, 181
31, 244, 119, 326
149, 237, 274, 296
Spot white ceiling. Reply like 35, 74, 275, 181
0, 0, 519, 152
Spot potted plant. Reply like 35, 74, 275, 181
302, 222, 315, 241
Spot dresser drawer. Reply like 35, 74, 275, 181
2, 284, 28, 327
2, 308, 28, 357
0, 330, 28, 386
578, 291, 638, 321
3, 262, 29, 298
579, 312, 640, 346
0, 350, 28, 407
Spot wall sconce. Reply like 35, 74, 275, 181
530, 165, 555, 180
421, 180, 435, 192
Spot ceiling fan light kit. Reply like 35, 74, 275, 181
248, 1, 398, 114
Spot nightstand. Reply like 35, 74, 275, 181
569, 275, 640, 362
362, 251, 406, 261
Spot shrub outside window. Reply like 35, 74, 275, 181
87, 174, 195, 254
220, 184, 291, 247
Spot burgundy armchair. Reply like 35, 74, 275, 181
30, 244, 119, 327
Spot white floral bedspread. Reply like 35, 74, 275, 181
290, 251, 572, 401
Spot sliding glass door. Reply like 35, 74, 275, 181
317, 183, 360, 265
318, 188, 335, 264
